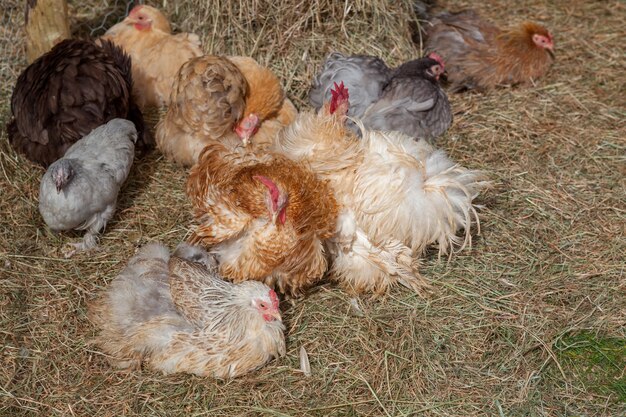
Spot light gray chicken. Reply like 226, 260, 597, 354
309, 52, 452, 141
89, 243, 286, 379
38, 118, 137, 257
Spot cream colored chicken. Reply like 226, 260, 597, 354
90, 243, 285, 379
275, 83, 488, 294
102, 5, 203, 109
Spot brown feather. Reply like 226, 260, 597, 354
155, 56, 248, 166
424, 11, 554, 91
187, 143, 338, 296
8, 39, 150, 167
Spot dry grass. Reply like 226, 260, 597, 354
1, 0, 625, 415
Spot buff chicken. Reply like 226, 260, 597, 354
7, 39, 150, 167
275, 83, 488, 294
90, 242, 286, 379
186, 142, 338, 296
310, 52, 451, 141
102, 5, 203, 109
414, 4, 555, 91
156, 55, 297, 167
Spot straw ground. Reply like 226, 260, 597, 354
1, 0, 624, 415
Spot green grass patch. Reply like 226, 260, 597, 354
555, 332, 626, 403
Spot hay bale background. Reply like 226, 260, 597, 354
1, 0, 624, 415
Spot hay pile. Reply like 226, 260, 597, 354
1, 0, 624, 415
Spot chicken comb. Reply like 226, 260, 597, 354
329, 81, 349, 115
129, 5, 143, 15
253, 175, 280, 210
269, 289, 280, 310
427, 52, 445, 70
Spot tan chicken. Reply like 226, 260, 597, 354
186, 142, 338, 296
275, 83, 488, 294
156, 55, 297, 167
155, 55, 249, 166
102, 5, 203, 109
90, 243, 285, 379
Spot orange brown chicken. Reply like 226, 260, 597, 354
186, 142, 338, 296
414, 5, 555, 91
102, 5, 203, 109
227, 56, 298, 148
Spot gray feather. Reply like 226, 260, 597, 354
38, 118, 137, 242
309, 52, 391, 119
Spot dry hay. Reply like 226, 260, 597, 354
1, 0, 625, 416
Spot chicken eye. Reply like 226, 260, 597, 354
258, 302, 267, 309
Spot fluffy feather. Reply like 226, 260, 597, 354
187, 143, 338, 296
102, 5, 203, 109
8, 39, 150, 167
155, 55, 248, 166
276, 88, 487, 294
38, 119, 137, 257
89, 242, 286, 379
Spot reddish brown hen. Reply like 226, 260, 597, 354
415, 5, 555, 91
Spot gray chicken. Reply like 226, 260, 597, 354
89, 243, 286, 379
39, 119, 137, 257
309, 52, 452, 141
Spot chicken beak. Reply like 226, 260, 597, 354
269, 310, 282, 322
271, 211, 279, 225
547, 46, 556, 60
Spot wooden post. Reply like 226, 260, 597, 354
25, 0, 71, 63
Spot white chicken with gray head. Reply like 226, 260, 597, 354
90, 242, 286, 379
38, 118, 137, 257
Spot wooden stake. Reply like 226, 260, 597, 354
25, 0, 70, 63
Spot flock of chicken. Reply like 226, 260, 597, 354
7, 2, 555, 379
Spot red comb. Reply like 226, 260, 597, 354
129, 5, 143, 15
253, 175, 280, 210
329, 81, 349, 115
427, 52, 445, 69
269, 289, 279, 309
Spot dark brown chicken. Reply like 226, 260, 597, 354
414, 5, 555, 91
7, 39, 151, 167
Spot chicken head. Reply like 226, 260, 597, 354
254, 175, 288, 225
51, 159, 75, 192
234, 114, 260, 146
253, 288, 282, 322
124, 5, 171, 32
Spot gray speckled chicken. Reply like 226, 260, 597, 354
309, 53, 452, 141
38, 119, 136, 257
89, 243, 286, 379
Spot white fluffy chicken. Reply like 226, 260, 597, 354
39, 119, 137, 258
89, 243, 286, 379
274, 83, 488, 294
